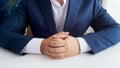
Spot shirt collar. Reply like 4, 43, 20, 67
50, 0, 67, 7
50, 0, 67, 3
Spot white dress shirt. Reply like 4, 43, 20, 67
22, 0, 91, 54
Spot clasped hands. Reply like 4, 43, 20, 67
41, 32, 80, 59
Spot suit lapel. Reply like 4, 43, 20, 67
38, 0, 57, 34
64, 0, 83, 32
38, 0, 83, 34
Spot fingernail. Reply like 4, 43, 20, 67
53, 35, 57, 37
66, 32, 69, 34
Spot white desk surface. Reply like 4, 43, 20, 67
0, 43, 120, 68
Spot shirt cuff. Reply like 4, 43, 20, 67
76, 37, 92, 53
21, 38, 43, 54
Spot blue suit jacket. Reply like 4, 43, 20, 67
0, 0, 120, 54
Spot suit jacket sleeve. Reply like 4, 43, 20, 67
82, 0, 120, 54
0, 0, 32, 54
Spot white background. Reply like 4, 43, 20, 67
103, 0, 120, 23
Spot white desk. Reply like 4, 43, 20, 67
0, 43, 120, 68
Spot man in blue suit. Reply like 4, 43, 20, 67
0, 0, 120, 59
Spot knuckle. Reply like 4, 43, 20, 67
51, 54, 58, 59
58, 55, 63, 58
57, 54, 64, 58
58, 48, 64, 52
44, 50, 49, 56
51, 53, 65, 59
49, 48, 57, 53
55, 48, 63, 52
49, 48, 53, 52
50, 48, 54, 52
54, 49, 58, 52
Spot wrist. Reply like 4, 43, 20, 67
40, 39, 46, 54
75, 38, 81, 54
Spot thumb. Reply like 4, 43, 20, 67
53, 32, 69, 39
